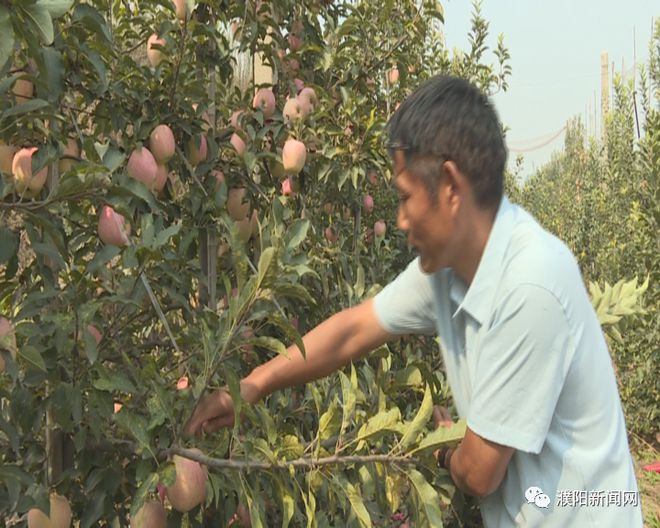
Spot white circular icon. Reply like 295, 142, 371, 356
525, 486, 543, 504
534, 493, 551, 508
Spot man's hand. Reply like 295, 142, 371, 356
432, 406, 455, 468
184, 389, 236, 436
432, 405, 454, 429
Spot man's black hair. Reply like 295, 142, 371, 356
387, 75, 507, 209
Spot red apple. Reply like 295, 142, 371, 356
153, 164, 169, 193
86, 325, 102, 345
230, 133, 246, 158
227, 187, 250, 221
13, 78, 33, 102
127, 147, 158, 189
212, 170, 225, 186
173, 0, 188, 21
149, 124, 176, 164
12, 147, 48, 196
58, 137, 80, 173
130, 500, 167, 528
27, 493, 72, 528
166, 449, 208, 512
230, 109, 244, 130
388, 67, 399, 84
0, 317, 17, 373
252, 88, 276, 118
147, 34, 166, 67
324, 226, 337, 243
298, 87, 317, 110
187, 134, 208, 165
363, 194, 374, 213
288, 34, 302, 52
283, 98, 303, 123
98, 206, 130, 246
0, 141, 16, 174
374, 220, 386, 237
282, 139, 306, 174
281, 177, 292, 196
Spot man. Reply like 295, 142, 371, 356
185, 75, 643, 526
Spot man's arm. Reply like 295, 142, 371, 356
434, 408, 514, 498
446, 427, 515, 498
185, 298, 398, 435
244, 298, 398, 401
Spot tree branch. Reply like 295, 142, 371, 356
165, 445, 418, 471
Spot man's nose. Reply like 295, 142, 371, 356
397, 205, 408, 232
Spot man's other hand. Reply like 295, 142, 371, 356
433, 405, 454, 428
184, 389, 236, 436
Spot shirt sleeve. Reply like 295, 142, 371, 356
467, 284, 575, 454
372, 257, 437, 336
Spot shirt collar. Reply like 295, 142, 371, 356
452, 195, 516, 325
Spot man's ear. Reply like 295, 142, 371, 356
439, 159, 464, 210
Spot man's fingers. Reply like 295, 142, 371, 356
184, 414, 205, 437
183, 389, 236, 436
202, 413, 235, 433
184, 391, 222, 436
432, 406, 453, 428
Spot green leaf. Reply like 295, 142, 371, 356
94, 370, 136, 393
284, 219, 310, 252
23, 4, 54, 45
407, 469, 444, 527
18, 345, 47, 372
83, 326, 99, 365
385, 473, 404, 514
2, 98, 50, 119
121, 176, 157, 208
39, 47, 65, 103
344, 480, 372, 528
398, 384, 433, 451
339, 367, 357, 435
72, 4, 111, 43
266, 311, 306, 361
273, 283, 316, 305
318, 398, 341, 441
279, 483, 295, 528
152, 222, 181, 250
393, 365, 423, 387
0, 465, 34, 485
0, 228, 19, 263
37, 0, 74, 18
102, 146, 124, 172
257, 246, 276, 287
86, 245, 121, 274
32, 242, 65, 269
114, 411, 150, 451
83, 47, 108, 94
355, 407, 401, 446
0, 7, 15, 71
129, 473, 159, 517
354, 263, 365, 298
408, 419, 467, 456
80, 492, 106, 528
251, 336, 289, 358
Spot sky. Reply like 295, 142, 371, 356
441, 0, 658, 179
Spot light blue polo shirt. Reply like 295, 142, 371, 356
373, 196, 643, 527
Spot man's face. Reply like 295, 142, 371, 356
392, 150, 457, 273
